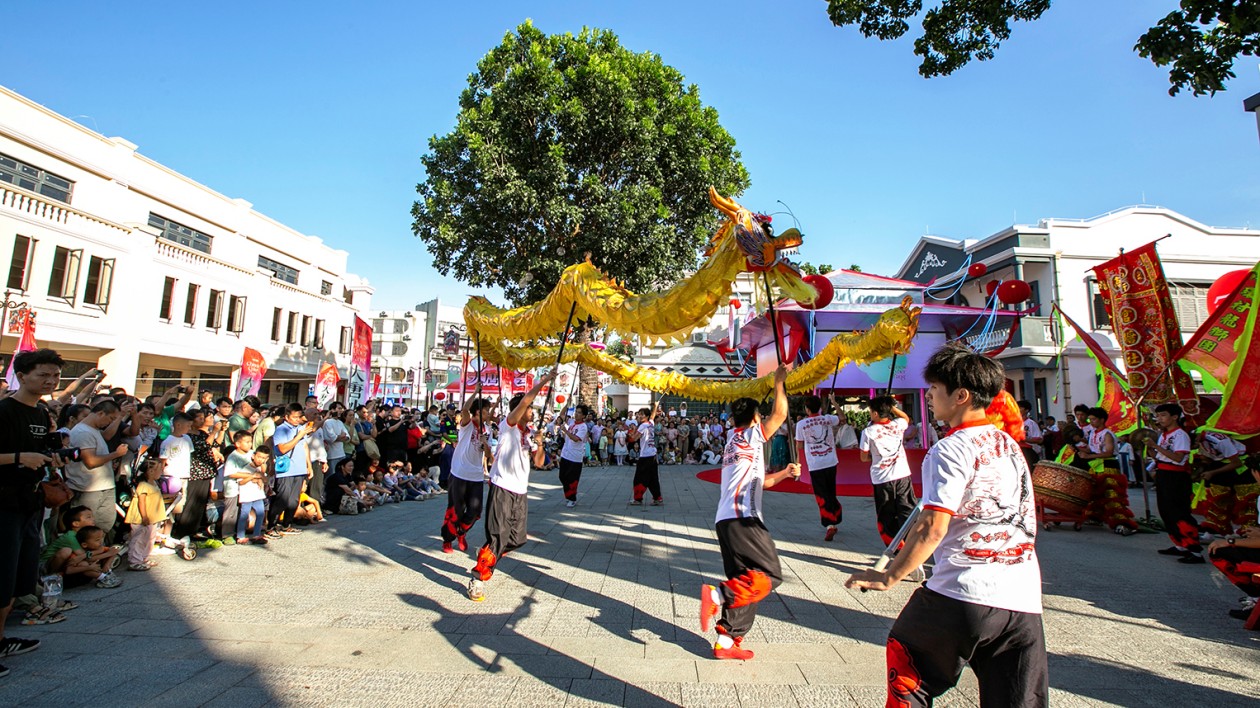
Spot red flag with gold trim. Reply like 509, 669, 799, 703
1092, 242, 1198, 416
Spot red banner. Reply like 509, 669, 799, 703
314, 362, 340, 409
1201, 263, 1260, 436
4, 309, 37, 391
1052, 304, 1138, 434
347, 316, 372, 406
1177, 263, 1258, 392
1092, 242, 1198, 415
235, 347, 267, 399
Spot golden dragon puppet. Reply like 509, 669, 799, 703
464, 188, 921, 402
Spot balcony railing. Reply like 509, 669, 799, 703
153, 237, 254, 275
1, 183, 129, 235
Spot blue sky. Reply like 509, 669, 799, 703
7, 1, 1259, 309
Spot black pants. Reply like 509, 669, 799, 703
474, 484, 528, 581
714, 517, 783, 638
267, 476, 305, 530
874, 476, 918, 546
633, 455, 661, 501
1155, 468, 1201, 551
215, 496, 239, 540
172, 478, 213, 539
558, 458, 583, 501
888, 587, 1048, 708
809, 465, 843, 527
442, 477, 484, 543
0, 505, 41, 607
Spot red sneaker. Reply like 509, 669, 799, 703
457, 535, 468, 552
824, 525, 837, 542
442, 542, 454, 554
713, 636, 754, 660
699, 584, 720, 633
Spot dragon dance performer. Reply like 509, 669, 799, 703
557, 405, 590, 508
468, 371, 554, 602
699, 365, 800, 660
1197, 431, 1257, 536
795, 395, 843, 541
847, 344, 1047, 707
859, 395, 922, 581
1149, 403, 1205, 565
441, 396, 492, 554
628, 401, 663, 506
1075, 407, 1138, 536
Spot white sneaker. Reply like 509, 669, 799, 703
565, 500, 576, 508
907, 566, 926, 583
1199, 531, 1215, 544
1241, 597, 1258, 611
151, 546, 176, 556
467, 579, 486, 602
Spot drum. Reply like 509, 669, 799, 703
1032, 461, 1093, 516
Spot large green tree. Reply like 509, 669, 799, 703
825, 1, 1260, 96
412, 21, 749, 405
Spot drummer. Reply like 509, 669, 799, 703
1075, 407, 1138, 536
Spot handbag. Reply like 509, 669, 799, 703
39, 473, 74, 509
339, 495, 359, 515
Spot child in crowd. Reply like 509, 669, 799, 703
352, 479, 377, 511
296, 482, 326, 524
62, 527, 122, 589
42, 508, 121, 588
124, 459, 167, 571
232, 445, 271, 545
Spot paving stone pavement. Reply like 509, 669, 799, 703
1, 464, 1257, 706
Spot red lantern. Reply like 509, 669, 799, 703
997, 279, 1032, 305
968, 262, 987, 278
1207, 269, 1250, 314
985, 280, 1000, 298
554, 394, 567, 405
798, 274, 835, 310
730, 297, 741, 310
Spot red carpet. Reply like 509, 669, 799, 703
695, 449, 925, 497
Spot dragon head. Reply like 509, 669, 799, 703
706, 188, 803, 273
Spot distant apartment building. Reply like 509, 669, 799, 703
0, 85, 372, 401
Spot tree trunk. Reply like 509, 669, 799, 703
576, 320, 601, 410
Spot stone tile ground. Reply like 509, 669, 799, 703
1, 464, 1256, 706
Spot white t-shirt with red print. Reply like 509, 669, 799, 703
636, 421, 657, 458
715, 424, 768, 524
490, 420, 535, 495
452, 420, 488, 483
795, 414, 839, 471
920, 421, 1041, 614
1155, 428, 1192, 466
859, 418, 911, 484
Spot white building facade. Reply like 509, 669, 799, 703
895, 206, 1260, 421
0, 86, 372, 401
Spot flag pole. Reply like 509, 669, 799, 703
761, 273, 797, 465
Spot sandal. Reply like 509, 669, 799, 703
54, 599, 79, 611
21, 605, 66, 625
128, 563, 151, 572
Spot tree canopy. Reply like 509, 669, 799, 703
412, 21, 750, 308
825, 1, 1260, 96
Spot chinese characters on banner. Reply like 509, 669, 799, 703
235, 348, 267, 399
1184, 263, 1260, 436
314, 362, 341, 409
347, 316, 372, 406
1092, 242, 1198, 415
1177, 265, 1258, 391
